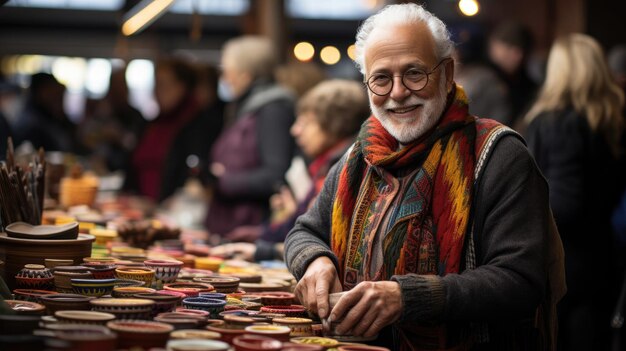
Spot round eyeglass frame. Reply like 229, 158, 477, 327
365, 58, 451, 96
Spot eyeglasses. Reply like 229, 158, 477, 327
365, 58, 450, 96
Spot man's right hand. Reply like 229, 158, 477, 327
294, 256, 342, 319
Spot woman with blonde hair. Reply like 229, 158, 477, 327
525, 33, 625, 351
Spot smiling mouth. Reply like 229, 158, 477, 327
388, 105, 420, 114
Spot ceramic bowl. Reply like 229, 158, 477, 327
167, 339, 230, 351
223, 314, 257, 329
12, 288, 58, 303
5, 221, 79, 240
45, 324, 117, 351
239, 282, 285, 293
83, 263, 116, 279
199, 292, 228, 300
193, 276, 240, 293
89, 228, 118, 246
115, 267, 155, 288
206, 325, 246, 345
106, 320, 173, 349
258, 292, 295, 306
54, 310, 116, 325
39, 293, 95, 314
260, 305, 307, 318
182, 297, 227, 317
0, 233, 94, 290
90, 298, 155, 320
133, 292, 181, 317
15, 264, 55, 290
4, 299, 46, 315
113, 278, 146, 288
194, 257, 223, 271
232, 334, 282, 351
53, 270, 93, 293
244, 325, 291, 342
83, 256, 117, 264
112, 286, 156, 298
164, 282, 214, 297
154, 312, 205, 330
144, 259, 183, 286
176, 308, 211, 319
71, 278, 116, 297
289, 337, 339, 349
178, 268, 214, 281
169, 329, 221, 340
273, 317, 314, 337
223, 273, 262, 284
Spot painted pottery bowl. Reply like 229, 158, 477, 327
83, 263, 116, 279
273, 317, 314, 337
178, 268, 214, 281
244, 325, 291, 342
143, 259, 183, 285
112, 286, 155, 298
193, 276, 240, 293
194, 257, 223, 271
176, 308, 211, 319
223, 314, 257, 329
133, 292, 181, 317
260, 305, 307, 318
115, 267, 155, 288
199, 292, 228, 300
239, 282, 285, 293
167, 339, 230, 351
258, 292, 295, 306
71, 278, 116, 297
163, 282, 214, 297
232, 334, 282, 351
12, 288, 58, 303
154, 312, 205, 330
289, 337, 339, 349
90, 298, 155, 320
182, 297, 227, 317
54, 310, 116, 325
39, 293, 95, 314
15, 264, 55, 290
0, 233, 94, 290
106, 320, 173, 349
53, 269, 93, 293
4, 299, 46, 315
169, 329, 221, 340
83, 256, 117, 264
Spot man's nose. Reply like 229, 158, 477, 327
389, 76, 411, 100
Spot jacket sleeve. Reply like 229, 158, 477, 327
218, 100, 295, 199
391, 135, 549, 323
284, 157, 345, 280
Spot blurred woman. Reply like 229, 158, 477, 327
210, 79, 370, 261
127, 58, 222, 202
524, 33, 625, 351
205, 36, 295, 236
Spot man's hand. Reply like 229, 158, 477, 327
294, 256, 342, 319
330, 281, 403, 338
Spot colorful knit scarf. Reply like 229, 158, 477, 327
331, 85, 477, 286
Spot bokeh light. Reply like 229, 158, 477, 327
293, 41, 315, 62
459, 0, 480, 17
320, 46, 341, 65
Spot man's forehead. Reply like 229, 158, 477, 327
363, 23, 438, 68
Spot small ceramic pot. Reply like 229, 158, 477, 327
12, 289, 58, 303
106, 320, 173, 349
54, 310, 116, 325
133, 292, 180, 317
260, 305, 307, 318
273, 317, 314, 337
90, 298, 155, 320
199, 292, 227, 300
53, 268, 93, 293
115, 267, 155, 288
39, 293, 95, 314
167, 339, 230, 351
183, 297, 227, 317
112, 286, 156, 298
163, 282, 214, 297
193, 276, 240, 293
244, 325, 291, 342
143, 259, 183, 287
71, 278, 116, 297
83, 263, 116, 279
153, 312, 205, 330
4, 299, 46, 315
232, 334, 282, 351
15, 264, 55, 290
258, 292, 295, 306
113, 278, 145, 288
170, 329, 221, 340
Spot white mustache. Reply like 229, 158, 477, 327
382, 96, 426, 109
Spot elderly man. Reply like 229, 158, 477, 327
284, 3, 565, 350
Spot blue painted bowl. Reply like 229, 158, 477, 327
71, 278, 116, 297
198, 292, 227, 300
182, 297, 226, 318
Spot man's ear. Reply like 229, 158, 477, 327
445, 58, 455, 92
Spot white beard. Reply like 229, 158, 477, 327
370, 73, 448, 144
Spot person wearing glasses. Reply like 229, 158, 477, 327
284, 3, 565, 350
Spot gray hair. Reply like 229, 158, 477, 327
354, 3, 454, 75
222, 35, 277, 80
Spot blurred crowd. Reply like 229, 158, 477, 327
1, 21, 626, 350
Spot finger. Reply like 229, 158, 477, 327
315, 277, 330, 318
294, 280, 308, 308
363, 309, 392, 338
329, 286, 363, 323
350, 301, 379, 336
306, 279, 319, 314
334, 298, 369, 335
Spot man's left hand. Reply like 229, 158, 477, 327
329, 281, 403, 338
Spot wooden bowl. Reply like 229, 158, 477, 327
39, 293, 95, 314
0, 233, 94, 291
